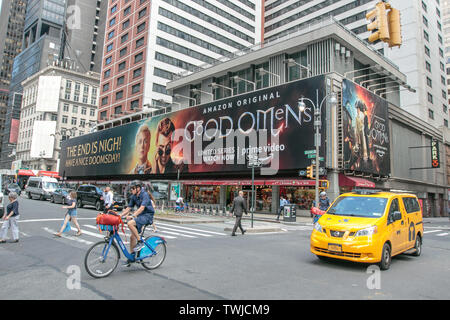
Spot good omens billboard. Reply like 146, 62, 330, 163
60, 75, 328, 178
342, 79, 390, 176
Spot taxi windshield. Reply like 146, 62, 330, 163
327, 196, 388, 218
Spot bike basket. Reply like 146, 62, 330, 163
98, 224, 118, 231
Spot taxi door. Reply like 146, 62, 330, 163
401, 197, 423, 250
386, 198, 408, 254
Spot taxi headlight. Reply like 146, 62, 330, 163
355, 226, 378, 237
314, 222, 324, 233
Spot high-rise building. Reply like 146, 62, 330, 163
0, 0, 27, 160
443, 0, 450, 125
97, 0, 262, 129
16, 64, 99, 171
0, 0, 107, 169
263, 0, 448, 130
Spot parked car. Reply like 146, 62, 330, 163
112, 194, 125, 211
50, 188, 71, 204
5, 183, 21, 196
26, 177, 59, 200
76, 184, 105, 211
310, 190, 423, 270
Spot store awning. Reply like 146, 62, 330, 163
339, 174, 375, 188
38, 171, 61, 178
17, 169, 35, 176
181, 179, 265, 186
180, 179, 316, 186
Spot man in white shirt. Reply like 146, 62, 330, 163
103, 186, 114, 212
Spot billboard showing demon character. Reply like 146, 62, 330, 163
342, 79, 390, 176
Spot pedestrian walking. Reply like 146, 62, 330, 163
0, 192, 20, 243
54, 191, 82, 237
230, 191, 248, 236
277, 196, 289, 221
103, 186, 114, 213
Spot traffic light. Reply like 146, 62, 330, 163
387, 7, 402, 47
306, 165, 315, 179
366, 2, 390, 43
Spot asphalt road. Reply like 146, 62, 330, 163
1, 195, 449, 300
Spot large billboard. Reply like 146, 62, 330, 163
36, 76, 61, 112
30, 121, 56, 158
342, 79, 390, 176
60, 75, 329, 178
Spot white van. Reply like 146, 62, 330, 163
26, 177, 59, 200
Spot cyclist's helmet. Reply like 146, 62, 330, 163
130, 180, 142, 189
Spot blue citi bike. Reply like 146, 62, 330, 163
84, 216, 167, 278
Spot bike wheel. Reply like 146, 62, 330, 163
141, 242, 166, 270
84, 241, 120, 278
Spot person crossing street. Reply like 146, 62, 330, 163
230, 191, 248, 236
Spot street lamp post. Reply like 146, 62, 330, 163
298, 90, 337, 206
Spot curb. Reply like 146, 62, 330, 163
224, 226, 284, 234
154, 216, 226, 224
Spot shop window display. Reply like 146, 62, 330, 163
281, 187, 315, 210
187, 186, 220, 204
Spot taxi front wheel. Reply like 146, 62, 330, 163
379, 243, 391, 271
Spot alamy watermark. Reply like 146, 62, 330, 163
66, 265, 81, 290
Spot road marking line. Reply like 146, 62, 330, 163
423, 230, 442, 234
155, 222, 227, 235
148, 229, 196, 238
15, 218, 97, 223
83, 224, 177, 240
77, 229, 105, 239
436, 233, 449, 236
42, 227, 93, 245
155, 225, 212, 237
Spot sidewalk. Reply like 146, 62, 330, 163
153, 209, 449, 227
153, 210, 312, 226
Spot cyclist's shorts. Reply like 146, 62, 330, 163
135, 213, 153, 233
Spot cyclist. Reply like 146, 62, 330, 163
311, 191, 331, 224
119, 180, 155, 265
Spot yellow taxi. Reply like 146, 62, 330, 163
310, 190, 423, 270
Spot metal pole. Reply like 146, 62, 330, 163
315, 89, 320, 207
251, 166, 254, 229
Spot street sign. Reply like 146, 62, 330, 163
304, 150, 316, 155
307, 154, 324, 161
247, 154, 263, 168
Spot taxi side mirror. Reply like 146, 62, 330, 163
393, 211, 402, 221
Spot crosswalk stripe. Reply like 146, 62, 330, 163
436, 233, 449, 236
156, 225, 213, 237
423, 230, 442, 234
83, 224, 177, 240
150, 229, 196, 238
155, 222, 227, 235
78, 229, 106, 239
43, 227, 94, 245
